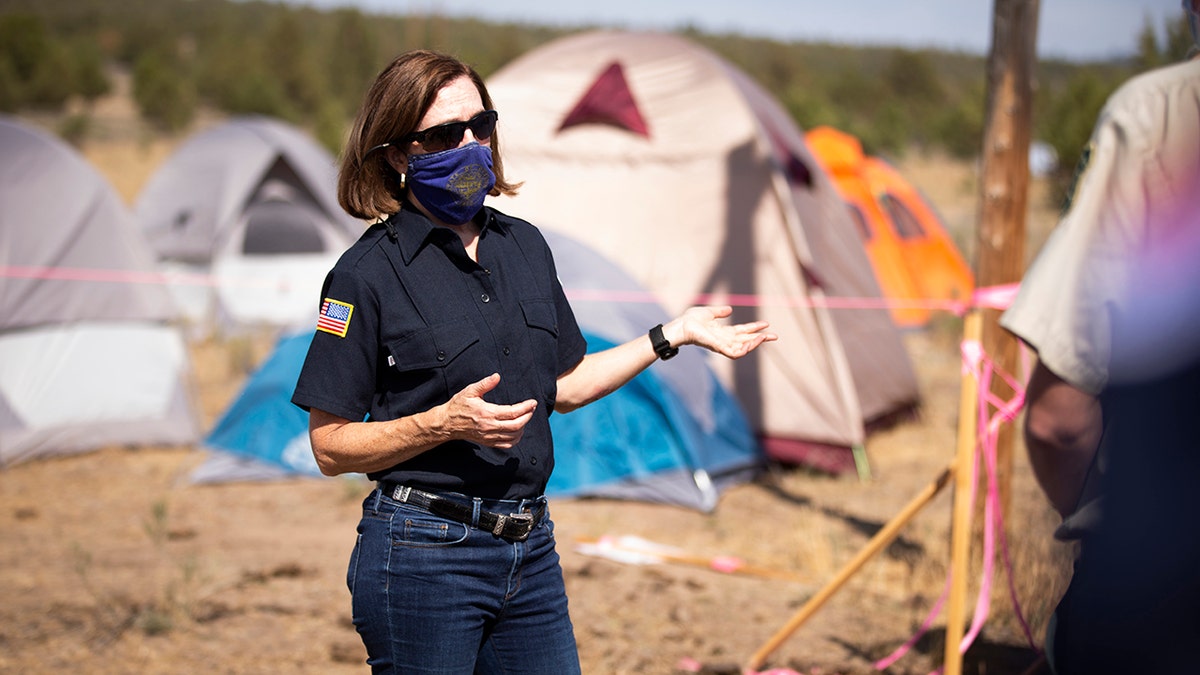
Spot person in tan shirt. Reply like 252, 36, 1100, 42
1000, 5, 1200, 671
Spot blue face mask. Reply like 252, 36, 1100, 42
406, 142, 496, 225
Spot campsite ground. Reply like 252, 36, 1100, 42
0, 84, 1072, 674
0, 327, 1073, 675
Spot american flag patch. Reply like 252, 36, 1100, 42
317, 298, 354, 337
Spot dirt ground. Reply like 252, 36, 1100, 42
0, 82, 1074, 675
0, 327, 1074, 675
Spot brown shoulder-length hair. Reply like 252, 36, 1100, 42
337, 50, 520, 221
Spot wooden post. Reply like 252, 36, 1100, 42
943, 311, 983, 675
976, 0, 1039, 524
742, 5, 1040, 671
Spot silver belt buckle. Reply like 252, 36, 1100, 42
498, 512, 534, 541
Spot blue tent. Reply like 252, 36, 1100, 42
192, 232, 763, 511
191, 329, 321, 483
541, 231, 763, 510
546, 334, 760, 510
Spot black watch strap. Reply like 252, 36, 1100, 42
649, 323, 679, 360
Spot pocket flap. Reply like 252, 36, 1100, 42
387, 317, 479, 370
520, 299, 559, 336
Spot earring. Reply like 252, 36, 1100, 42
399, 172, 407, 189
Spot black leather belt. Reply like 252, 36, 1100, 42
384, 484, 542, 542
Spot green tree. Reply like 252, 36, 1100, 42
115, 18, 179, 68
0, 13, 48, 83
264, 11, 326, 118
221, 67, 293, 119
1039, 71, 1118, 204
1136, 16, 1163, 70
0, 57, 22, 112
933, 84, 986, 160
855, 100, 909, 158
883, 49, 945, 103
326, 8, 380, 110
25, 40, 74, 108
196, 34, 293, 119
133, 50, 196, 131
883, 49, 947, 148
827, 67, 886, 113
1164, 13, 1193, 62
0, 12, 73, 108
71, 41, 112, 102
314, 97, 349, 155
783, 85, 841, 131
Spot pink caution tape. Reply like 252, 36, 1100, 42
0, 265, 290, 290
3, 265, 1022, 313
873, 340, 1038, 674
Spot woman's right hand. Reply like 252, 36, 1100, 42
439, 373, 537, 449
309, 373, 536, 475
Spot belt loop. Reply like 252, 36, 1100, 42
371, 484, 384, 511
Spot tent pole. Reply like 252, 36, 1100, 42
742, 460, 956, 673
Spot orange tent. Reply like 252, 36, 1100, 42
806, 126, 974, 328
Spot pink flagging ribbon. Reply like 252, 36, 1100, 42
0, 265, 293, 290
678, 657, 807, 675
961, 339, 984, 376
709, 555, 744, 574
971, 283, 1021, 310
873, 340, 1038, 673
568, 285, 1018, 314
1, 265, 1022, 314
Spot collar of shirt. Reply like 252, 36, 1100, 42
389, 204, 507, 265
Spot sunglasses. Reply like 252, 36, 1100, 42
366, 110, 499, 159
404, 109, 499, 153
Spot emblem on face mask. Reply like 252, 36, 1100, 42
448, 164, 494, 206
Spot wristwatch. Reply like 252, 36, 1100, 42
649, 323, 678, 361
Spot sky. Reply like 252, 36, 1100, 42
289, 0, 1185, 62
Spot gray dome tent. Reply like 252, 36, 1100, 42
0, 116, 199, 465
135, 116, 364, 333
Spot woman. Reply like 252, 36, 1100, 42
292, 49, 776, 674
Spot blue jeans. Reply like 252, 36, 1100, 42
347, 487, 581, 674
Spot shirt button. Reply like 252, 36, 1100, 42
484, 268, 491, 275
503, 347, 511, 355
481, 294, 490, 303
530, 458, 537, 465
436, 351, 445, 361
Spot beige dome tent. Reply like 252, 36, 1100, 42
135, 116, 363, 334
0, 117, 199, 465
485, 31, 919, 472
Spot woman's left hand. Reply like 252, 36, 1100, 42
667, 305, 777, 359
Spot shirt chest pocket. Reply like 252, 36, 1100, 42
520, 299, 560, 401
386, 317, 481, 396
520, 299, 559, 338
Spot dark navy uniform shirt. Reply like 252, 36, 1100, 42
291, 204, 587, 500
